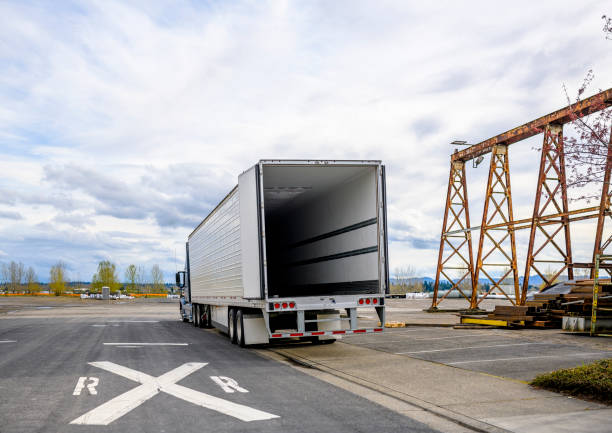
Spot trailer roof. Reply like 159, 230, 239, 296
189, 160, 384, 239
258, 159, 382, 165
188, 185, 238, 239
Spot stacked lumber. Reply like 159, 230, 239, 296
526, 279, 612, 328
461, 279, 612, 329
488, 306, 532, 323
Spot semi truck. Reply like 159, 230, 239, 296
176, 160, 389, 346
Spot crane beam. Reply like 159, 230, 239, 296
452, 88, 612, 162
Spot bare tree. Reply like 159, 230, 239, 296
0, 263, 8, 291
560, 16, 611, 199
150, 265, 165, 293
603, 14, 611, 39
49, 261, 68, 296
393, 265, 417, 294
124, 264, 138, 292
136, 265, 147, 293
25, 266, 39, 293
5, 261, 25, 293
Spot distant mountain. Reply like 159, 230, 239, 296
391, 275, 563, 287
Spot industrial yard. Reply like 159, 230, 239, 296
1, 297, 610, 433
2, 2, 612, 433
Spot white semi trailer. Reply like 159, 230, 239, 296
176, 160, 389, 346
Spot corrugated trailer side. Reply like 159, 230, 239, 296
188, 187, 243, 298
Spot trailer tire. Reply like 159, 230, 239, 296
228, 309, 237, 344
203, 305, 213, 328
198, 305, 206, 328
236, 310, 245, 347
193, 305, 200, 327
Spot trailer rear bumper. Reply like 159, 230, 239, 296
269, 327, 383, 339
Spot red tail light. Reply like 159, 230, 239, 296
373, 298, 378, 304
365, 299, 371, 304
282, 302, 288, 308
289, 302, 295, 308
358, 299, 364, 305
274, 303, 280, 309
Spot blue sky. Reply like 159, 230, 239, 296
0, 0, 611, 283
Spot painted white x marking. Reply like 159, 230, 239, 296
70, 361, 279, 425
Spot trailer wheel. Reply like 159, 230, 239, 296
236, 310, 245, 347
203, 305, 213, 328
198, 305, 206, 328
228, 309, 237, 344
193, 305, 200, 327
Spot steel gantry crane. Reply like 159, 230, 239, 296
431, 88, 612, 310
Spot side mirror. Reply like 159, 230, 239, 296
175, 271, 186, 288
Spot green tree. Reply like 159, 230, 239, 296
91, 260, 120, 292
49, 261, 68, 296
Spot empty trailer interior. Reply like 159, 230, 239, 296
262, 163, 382, 298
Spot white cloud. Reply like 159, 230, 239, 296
0, 0, 610, 281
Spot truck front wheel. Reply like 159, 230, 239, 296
228, 309, 237, 344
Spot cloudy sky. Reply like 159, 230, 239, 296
1, 0, 611, 283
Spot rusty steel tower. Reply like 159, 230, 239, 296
431, 89, 612, 310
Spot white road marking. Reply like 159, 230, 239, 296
117, 345, 143, 348
107, 320, 159, 323
396, 342, 548, 354
0, 340, 17, 343
412, 334, 493, 341
87, 377, 99, 395
73, 377, 87, 395
91, 325, 107, 327
70, 362, 279, 425
103, 342, 188, 346
73, 377, 99, 395
210, 376, 249, 393
448, 352, 608, 365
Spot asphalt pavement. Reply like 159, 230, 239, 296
342, 327, 612, 381
0, 316, 440, 433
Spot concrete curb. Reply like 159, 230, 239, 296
269, 348, 513, 433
